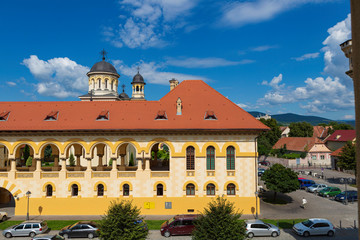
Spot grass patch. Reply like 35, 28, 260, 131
145, 220, 165, 230
262, 219, 306, 229
0, 221, 22, 230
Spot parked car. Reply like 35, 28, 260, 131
0, 211, 8, 221
32, 235, 65, 240
306, 184, 327, 193
258, 168, 266, 176
245, 219, 280, 238
58, 221, 98, 239
259, 160, 270, 166
318, 187, 342, 197
160, 214, 198, 237
298, 178, 315, 189
335, 190, 358, 203
293, 218, 335, 237
3, 221, 48, 238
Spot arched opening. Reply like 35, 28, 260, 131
40, 144, 61, 171
66, 143, 86, 171
111, 80, 114, 91
105, 79, 108, 89
227, 183, 236, 195
91, 143, 112, 171
206, 183, 215, 196
98, 79, 101, 89
156, 184, 163, 196
206, 146, 215, 170
97, 184, 104, 196
116, 143, 137, 171
0, 145, 10, 171
226, 146, 235, 170
0, 187, 15, 217
15, 144, 35, 171
123, 184, 130, 196
186, 146, 195, 170
46, 184, 53, 197
71, 184, 79, 197
186, 184, 195, 196
150, 142, 170, 171
136, 86, 139, 92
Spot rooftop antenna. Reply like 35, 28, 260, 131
100, 49, 107, 61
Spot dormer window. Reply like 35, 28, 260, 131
155, 110, 167, 120
97, 110, 109, 121
335, 135, 341, 140
44, 111, 59, 121
205, 110, 217, 120
0, 111, 10, 121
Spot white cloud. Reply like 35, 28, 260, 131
343, 115, 354, 120
261, 74, 285, 90
322, 14, 352, 85
251, 45, 278, 52
105, 0, 199, 48
166, 57, 254, 68
113, 59, 207, 85
219, 0, 331, 27
293, 52, 320, 61
6, 82, 16, 87
23, 55, 89, 98
236, 103, 259, 110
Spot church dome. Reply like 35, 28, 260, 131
87, 59, 119, 76
131, 72, 146, 84
119, 92, 130, 100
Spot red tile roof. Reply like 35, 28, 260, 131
272, 137, 322, 152
326, 130, 356, 142
330, 146, 344, 157
313, 126, 329, 139
0, 80, 269, 132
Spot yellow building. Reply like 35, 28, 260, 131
0, 58, 268, 216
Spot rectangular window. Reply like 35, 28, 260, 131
206, 147, 215, 170
312, 155, 316, 160
320, 155, 325, 160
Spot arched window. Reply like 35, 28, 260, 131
186, 184, 195, 196
186, 146, 195, 170
98, 79, 101, 89
71, 184, 78, 196
136, 86, 139, 92
157, 184, 163, 196
226, 146, 235, 170
92, 79, 95, 89
227, 183, 236, 195
123, 184, 130, 196
97, 184, 104, 196
105, 79, 108, 89
140, 86, 143, 92
206, 146, 215, 170
46, 184, 53, 197
111, 81, 114, 91
206, 183, 215, 195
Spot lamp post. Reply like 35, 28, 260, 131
340, 178, 353, 204
26, 191, 31, 220
255, 191, 259, 219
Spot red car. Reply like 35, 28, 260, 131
259, 160, 270, 166
160, 214, 198, 237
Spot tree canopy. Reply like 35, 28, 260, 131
98, 200, 148, 240
327, 121, 354, 135
289, 122, 313, 137
257, 118, 281, 156
192, 197, 246, 240
261, 163, 299, 201
338, 141, 356, 173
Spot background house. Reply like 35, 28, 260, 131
325, 130, 356, 151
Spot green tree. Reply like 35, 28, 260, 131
192, 197, 246, 240
26, 156, 32, 167
257, 118, 281, 156
129, 153, 134, 166
327, 121, 354, 135
98, 200, 148, 240
69, 153, 75, 166
44, 145, 52, 159
289, 122, 313, 137
338, 141, 356, 173
261, 163, 299, 201
23, 145, 30, 161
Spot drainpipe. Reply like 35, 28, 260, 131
254, 136, 259, 219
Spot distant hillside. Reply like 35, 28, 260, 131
248, 112, 355, 127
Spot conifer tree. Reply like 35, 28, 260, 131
69, 153, 75, 166
25, 156, 32, 167
129, 153, 134, 166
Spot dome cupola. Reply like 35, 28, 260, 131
131, 68, 146, 100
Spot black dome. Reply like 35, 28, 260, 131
119, 92, 130, 100
89, 60, 118, 75
131, 72, 145, 84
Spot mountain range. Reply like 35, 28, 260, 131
248, 112, 355, 127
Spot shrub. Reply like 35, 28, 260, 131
25, 156, 32, 167
129, 153, 134, 166
69, 153, 75, 166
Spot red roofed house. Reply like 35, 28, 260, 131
325, 130, 356, 151
0, 57, 268, 216
273, 137, 332, 167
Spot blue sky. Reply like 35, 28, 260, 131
0, 0, 353, 120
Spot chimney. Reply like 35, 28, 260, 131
176, 97, 182, 115
169, 78, 179, 91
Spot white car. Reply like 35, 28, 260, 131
293, 218, 335, 237
306, 184, 327, 193
0, 211, 8, 221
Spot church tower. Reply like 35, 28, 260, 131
131, 70, 146, 100
79, 50, 120, 101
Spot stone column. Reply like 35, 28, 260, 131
30, 156, 37, 171
74, 154, 82, 171
96, 154, 104, 171
136, 158, 143, 171
145, 157, 150, 171
59, 158, 67, 179
118, 154, 126, 171
35, 158, 41, 171
86, 158, 92, 171
9, 158, 15, 172
152, 150, 158, 168
85, 158, 92, 179
52, 155, 61, 171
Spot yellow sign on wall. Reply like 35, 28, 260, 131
144, 202, 155, 209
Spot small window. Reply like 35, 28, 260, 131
81, 225, 91, 229
15, 225, 24, 230
186, 184, 195, 196
44, 111, 58, 121
46, 184, 53, 197
206, 183, 215, 195
204, 110, 217, 120
157, 184, 163, 196
71, 184, 79, 196
97, 184, 104, 196
320, 155, 325, 160
24, 224, 32, 229
97, 110, 109, 121
33, 224, 40, 228
226, 146, 235, 170
123, 184, 130, 196
312, 155, 316, 160
186, 146, 195, 170
206, 146, 215, 170
155, 110, 167, 120
0, 111, 10, 121
227, 183, 236, 195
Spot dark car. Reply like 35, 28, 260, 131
259, 161, 270, 166
298, 178, 315, 190
59, 221, 98, 239
160, 214, 198, 237
258, 168, 266, 176
335, 190, 357, 203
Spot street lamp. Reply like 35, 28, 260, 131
26, 191, 31, 220
340, 178, 353, 204
255, 191, 259, 219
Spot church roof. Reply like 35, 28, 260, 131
0, 80, 268, 132
88, 60, 119, 76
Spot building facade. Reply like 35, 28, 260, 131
0, 58, 267, 216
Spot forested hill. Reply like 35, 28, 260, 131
248, 112, 355, 127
